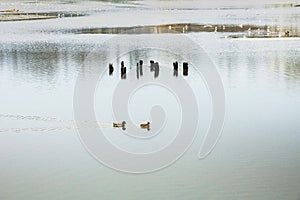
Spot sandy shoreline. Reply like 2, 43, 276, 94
0, 12, 83, 21
0, 13, 57, 21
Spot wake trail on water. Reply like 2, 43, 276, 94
0, 114, 124, 134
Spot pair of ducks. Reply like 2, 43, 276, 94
113, 121, 150, 130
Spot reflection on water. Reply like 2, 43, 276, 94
136, 60, 144, 79
0, 34, 300, 199
0, 48, 88, 88
147, 60, 160, 78
0, 0, 300, 198
216, 48, 300, 88
1, 39, 299, 89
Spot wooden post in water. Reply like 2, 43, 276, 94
109, 63, 114, 76
139, 60, 143, 76
121, 61, 126, 79
183, 62, 188, 76
173, 61, 178, 77
150, 60, 155, 72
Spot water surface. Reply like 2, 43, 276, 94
0, 1, 300, 199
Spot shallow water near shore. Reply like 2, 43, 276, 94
0, 1, 300, 199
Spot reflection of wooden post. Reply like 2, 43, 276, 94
173, 61, 178, 77
136, 63, 139, 79
150, 60, 155, 71
109, 63, 114, 76
139, 60, 143, 76
121, 61, 126, 79
183, 62, 188, 76
154, 62, 159, 78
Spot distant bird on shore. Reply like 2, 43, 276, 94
284, 31, 290, 37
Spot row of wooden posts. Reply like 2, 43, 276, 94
108, 60, 189, 79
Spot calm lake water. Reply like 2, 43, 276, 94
0, 0, 300, 199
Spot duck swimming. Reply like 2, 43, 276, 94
140, 122, 150, 131
113, 121, 126, 130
